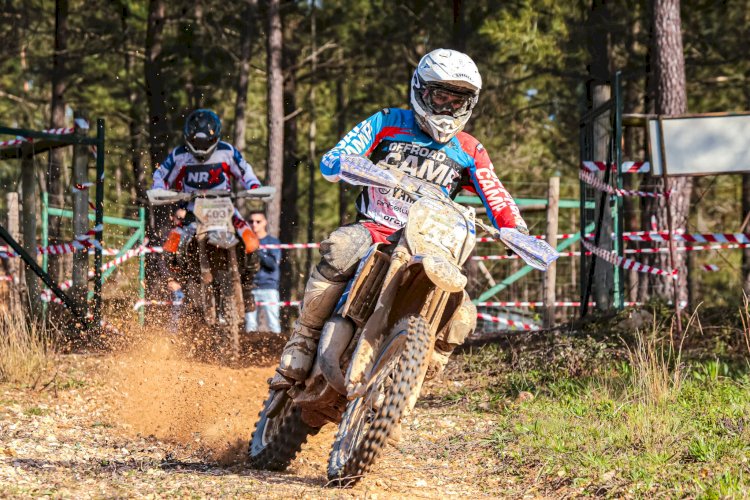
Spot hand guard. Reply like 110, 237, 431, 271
505, 225, 530, 255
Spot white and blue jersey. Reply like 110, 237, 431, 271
321, 108, 525, 231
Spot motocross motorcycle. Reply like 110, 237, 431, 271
248, 155, 558, 486
147, 187, 275, 358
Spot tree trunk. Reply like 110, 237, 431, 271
265, 0, 284, 236
145, 0, 168, 169
233, 0, 257, 152
279, 14, 299, 306
741, 68, 750, 295
623, 10, 644, 303
336, 51, 350, 226
452, 0, 466, 51
649, 0, 691, 305
48, 0, 68, 285
122, 4, 145, 208
306, 4, 317, 278
144, 0, 169, 296
587, 0, 614, 311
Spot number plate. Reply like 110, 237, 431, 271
193, 197, 234, 233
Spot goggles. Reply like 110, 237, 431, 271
187, 131, 218, 154
421, 84, 474, 117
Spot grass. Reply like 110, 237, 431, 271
0, 303, 55, 387
443, 311, 750, 497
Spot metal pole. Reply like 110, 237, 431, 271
657, 116, 683, 335
41, 191, 49, 274
139, 207, 146, 325
93, 119, 105, 325
613, 71, 625, 309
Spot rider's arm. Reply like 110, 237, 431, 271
152, 149, 178, 189
458, 134, 527, 231
320, 110, 387, 182
226, 143, 261, 189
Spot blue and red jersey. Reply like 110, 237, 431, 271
320, 108, 525, 231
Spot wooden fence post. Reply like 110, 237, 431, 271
544, 176, 560, 328
71, 114, 90, 314
21, 150, 40, 314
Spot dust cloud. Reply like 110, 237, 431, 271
104, 328, 284, 464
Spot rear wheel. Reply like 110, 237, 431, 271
248, 389, 319, 471
327, 314, 432, 487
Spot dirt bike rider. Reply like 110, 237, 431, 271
271, 48, 529, 390
152, 108, 262, 322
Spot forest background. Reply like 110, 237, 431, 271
0, 0, 749, 310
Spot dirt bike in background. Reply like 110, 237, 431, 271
147, 187, 275, 358
248, 156, 558, 486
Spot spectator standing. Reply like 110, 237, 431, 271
245, 211, 282, 334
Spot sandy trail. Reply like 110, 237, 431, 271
1, 328, 500, 497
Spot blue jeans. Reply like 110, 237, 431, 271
245, 288, 281, 333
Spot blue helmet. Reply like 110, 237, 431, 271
184, 109, 222, 161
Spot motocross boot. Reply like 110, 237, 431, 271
269, 267, 347, 390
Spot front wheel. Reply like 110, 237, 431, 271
327, 314, 432, 487
248, 388, 319, 471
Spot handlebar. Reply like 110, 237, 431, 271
147, 186, 276, 206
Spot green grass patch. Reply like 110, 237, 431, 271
24, 406, 48, 416
447, 341, 750, 496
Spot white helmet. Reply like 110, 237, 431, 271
410, 48, 482, 143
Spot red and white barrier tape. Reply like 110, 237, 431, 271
259, 242, 320, 250
580, 161, 651, 174
580, 170, 669, 198
0, 226, 101, 258
623, 232, 750, 244
477, 313, 540, 331
133, 299, 301, 311
71, 182, 94, 193
0, 127, 76, 148
702, 264, 720, 272
475, 301, 644, 308
582, 240, 677, 278
0, 275, 14, 282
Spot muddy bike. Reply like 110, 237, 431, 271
147, 187, 275, 359
248, 155, 557, 486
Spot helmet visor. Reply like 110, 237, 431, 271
421, 84, 474, 117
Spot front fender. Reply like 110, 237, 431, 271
408, 255, 466, 293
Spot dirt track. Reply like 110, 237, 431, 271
0, 332, 504, 498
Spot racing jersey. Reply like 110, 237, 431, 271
152, 141, 260, 194
320, 108, 525, 231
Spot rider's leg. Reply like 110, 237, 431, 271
271, 224, 373, 388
